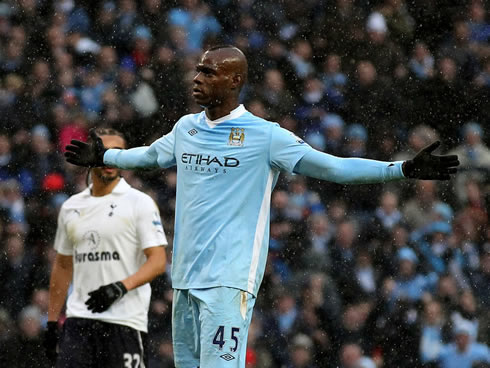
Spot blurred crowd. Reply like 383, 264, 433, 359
0, 0, 488, 367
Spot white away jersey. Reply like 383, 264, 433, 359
54, 178, 167, 332
105, 105, 313, 296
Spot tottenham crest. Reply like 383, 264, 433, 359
228, 128, 245, 146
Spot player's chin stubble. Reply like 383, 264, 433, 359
93, 170, 120, 184
101, 173, 120, 183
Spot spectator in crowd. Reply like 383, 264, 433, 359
321, 113, 345, 156
344, 124, 368, 158
285, 175, 324, 222
377, 0, 415, 50
117, 57, 158, 119
424, 56, 472, 139
346, 60, 391, 132
167, 0, 221, 53
302, 213, 333, 270
287, 333, 318, 368
388, 247, 438, 303
419, 300, 451, 364
330, 220, 359, 283
373, 190, 403, 233
438, 19, 480, 81
431, 321, 490, 368
357, 11, 407, 81
29, 124, 65, 194
320, 54, 348, 99
403, 180, 443, 230
319, 0, 365, 61
450, 122, 490, 169
295, 77, 330, 133
450, 290, 480, 342
395, 125, 440, 162
474, 56, 490, 88
14, 305, 50, 368
288, 39, 315, 81
353, 250, 378, 298
470, 251, 490, 309
466, 0, 490, 46
408, 41, 435, 80
339, 342, 376, 368
257, 68, 297, 119
0, 307, 16, 366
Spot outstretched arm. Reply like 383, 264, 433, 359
294, 150, 405, 184
103, 146, 160, 169
65, 129, 176, 169
294, 141, 459, 183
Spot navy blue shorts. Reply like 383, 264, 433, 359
56, 317, 147, 368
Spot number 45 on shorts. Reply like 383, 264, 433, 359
212, 326, 240, 352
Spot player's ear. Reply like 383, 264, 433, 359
231, 73, 243, 90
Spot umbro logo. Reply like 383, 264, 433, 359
188, 129, 198, 136
220, 353, 235, 361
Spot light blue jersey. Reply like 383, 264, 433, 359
104, 105, 405, 296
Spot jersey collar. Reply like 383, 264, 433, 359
86, 177, 131, 196
111, 178, 131, 194
205, 104, 246, 128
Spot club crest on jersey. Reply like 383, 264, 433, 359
228, 128, 245, 146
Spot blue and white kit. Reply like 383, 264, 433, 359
104, 105, 405, 367
104, 105, 405, 297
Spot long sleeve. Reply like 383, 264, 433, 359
104, 126, 177, 169
293, 149, 406, 184
104, 146, 159, 169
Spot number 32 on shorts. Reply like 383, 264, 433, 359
123, 353, 141, 368
213, 326, 240, 352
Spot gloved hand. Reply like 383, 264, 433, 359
44, 321, 59, 364
85, 281, 128, 313
64, 129, 106, 167
402, 141, 459, 180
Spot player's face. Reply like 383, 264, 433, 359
92, 135, 126, 183
192, 51, 233, 107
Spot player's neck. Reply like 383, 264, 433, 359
205, 100, 240, 121
91, 176, 121, 197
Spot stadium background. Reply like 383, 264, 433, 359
0, 0, 488, 367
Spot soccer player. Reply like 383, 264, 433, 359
46, 128, 168, 367
64, 46, 459, 368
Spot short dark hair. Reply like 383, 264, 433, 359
88, 127, 127, 148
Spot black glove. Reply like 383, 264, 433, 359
64, 129, 106, 167
44, 321, 59, 364
85, 281, 128, 313
402, 141, 459, 180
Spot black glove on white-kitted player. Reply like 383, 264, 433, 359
85, 281, 128, 313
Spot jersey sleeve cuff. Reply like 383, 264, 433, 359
392, 161, 406, 179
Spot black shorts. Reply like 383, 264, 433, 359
56, 317, 148, 368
